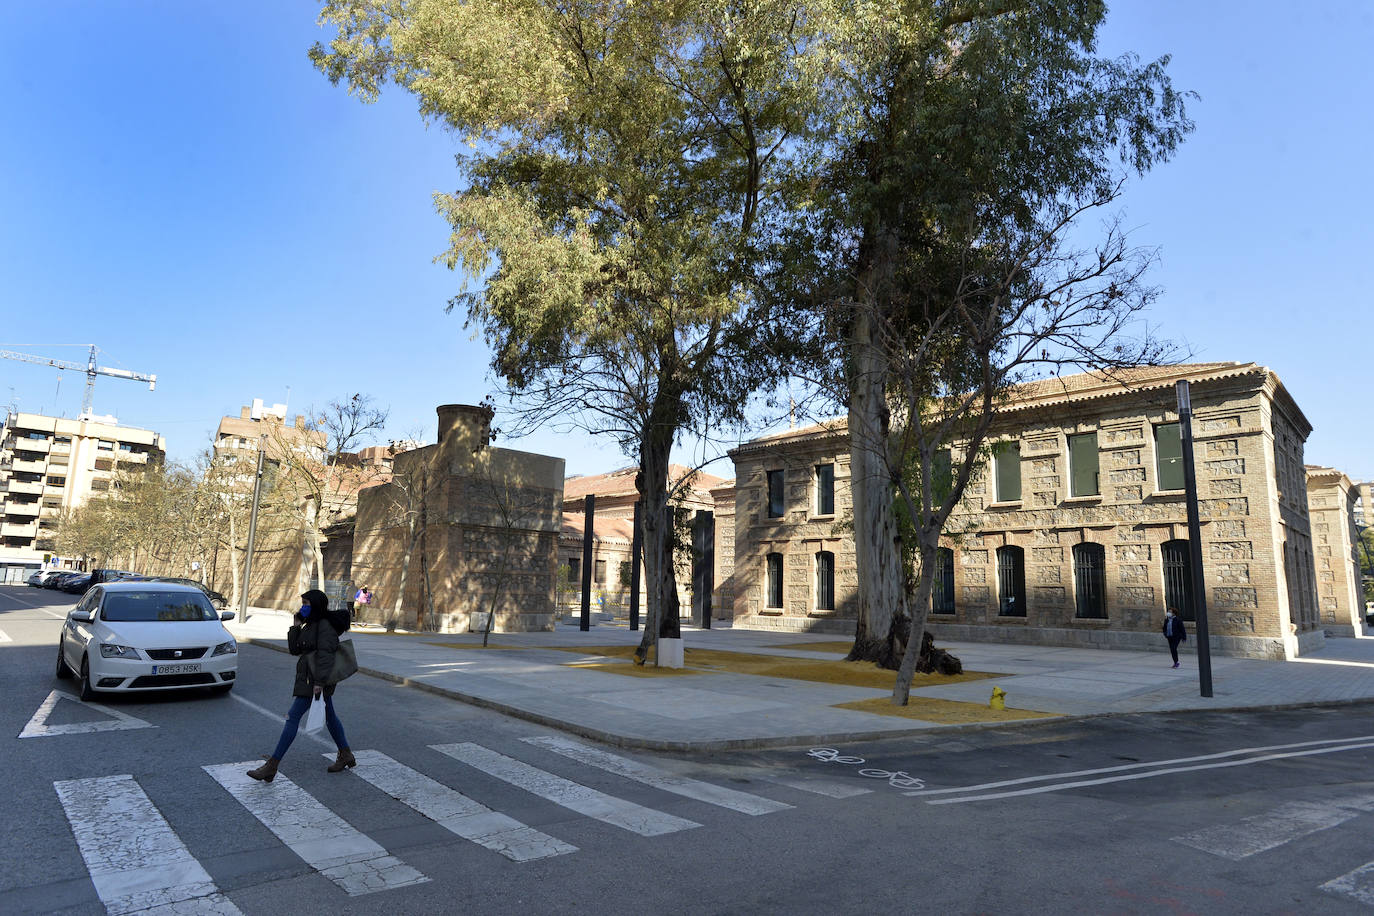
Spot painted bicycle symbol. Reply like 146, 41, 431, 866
806, 748, 925, 790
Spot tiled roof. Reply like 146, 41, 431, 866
563, 464, 728, 501
1002, 362, 1260, 407
560, 513, 635, 543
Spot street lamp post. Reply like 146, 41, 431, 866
1176, 380, 1214, 698
238, 440, 266, 624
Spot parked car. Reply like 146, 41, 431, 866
141, 577, 228, 610
27, 570, 57, 587
56, 581, 237, 699
58, 573, 93, 594
45, 571, 84, 589
88, 569, 139, 586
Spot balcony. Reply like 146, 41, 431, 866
5, 479, 43, 495
49, 443, 71, 456
9, 458, 46, 474
5, 502, 40, 518
14, 438, 51, 453
1, 520, 38, 538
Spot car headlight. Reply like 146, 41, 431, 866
212, 640, 237, 657
100, 643, 140, 659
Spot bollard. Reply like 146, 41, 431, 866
989, 686, 1006, 710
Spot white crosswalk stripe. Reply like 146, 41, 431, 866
1174, 795, 1374, 860
203, 762, 429, 896
53, 774, 242, 916
432, 741, 701, 836
338, 749, 577, 861
766, 776, 873, 799
522, 735, 792, 815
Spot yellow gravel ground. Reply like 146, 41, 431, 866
422, 639, 1056, 722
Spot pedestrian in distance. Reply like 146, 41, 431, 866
353, 584, 372, 618
1163, 606, 1188, 668
247, 589, 356, 781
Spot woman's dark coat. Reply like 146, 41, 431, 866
287, 606, 351, 698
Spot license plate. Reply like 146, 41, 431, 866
152, 664, 202, 675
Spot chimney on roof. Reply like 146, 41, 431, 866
240, 406, 251, 419
295, 415, 306, 428
436, 403, 494, 454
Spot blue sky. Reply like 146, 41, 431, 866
2, 2, 1369, 483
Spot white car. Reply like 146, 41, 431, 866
56, 581, 238, 699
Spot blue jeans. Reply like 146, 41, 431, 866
272, 693, 349, 760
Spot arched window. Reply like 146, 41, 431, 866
1073, 543, 1106, 619
815, 551, 835, 611
996, 546, 1026, 616
931, 547, 956, 614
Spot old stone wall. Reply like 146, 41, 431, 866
1306, 468, 1364, 636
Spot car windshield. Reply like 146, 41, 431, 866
102, 591, 217, 622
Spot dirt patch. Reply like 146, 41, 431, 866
763, 641, 854, 654
835, 696, 1058, 724
547, 645, 1005, 691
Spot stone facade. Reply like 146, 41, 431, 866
1305, 466, 1365, 636
726, 363, 1324, 659
352, 405, 564, 633
727, 421, 855, 633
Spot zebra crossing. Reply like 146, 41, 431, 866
54, 735, 806, 913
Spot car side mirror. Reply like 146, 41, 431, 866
220, 611, 236, 622
69, 610, 94, 623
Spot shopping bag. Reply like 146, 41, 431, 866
302, 695, 326, 734
330, 635, 359, 684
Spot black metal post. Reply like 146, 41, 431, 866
692, 510, 714, 628
1176, 381, 1213, 698
580, 494, 595, 631
629, 501, 642, 631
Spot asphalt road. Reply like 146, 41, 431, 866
4, 584, 1374, 915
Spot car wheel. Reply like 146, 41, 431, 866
78, 656, 95, 702
55, 640, 74, 680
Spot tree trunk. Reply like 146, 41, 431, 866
633, 404, 683, 664
227, 511, 241, 610
893, 540, 938, 704
846, 294, 907, 669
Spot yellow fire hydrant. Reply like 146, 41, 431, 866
989, 686, 1006, 710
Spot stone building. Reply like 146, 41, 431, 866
726, 363, 1323, 660
351, 404, 564, 633
557, 465, 727, 620
1305, 466, 1366, 636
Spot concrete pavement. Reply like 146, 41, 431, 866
225, 609, 1374, 751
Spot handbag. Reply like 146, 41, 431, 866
302, 695, 326, 734
330, 635, 359, 684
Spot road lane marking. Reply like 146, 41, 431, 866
337, 749, 576, 861
53, 774, 242, 915
20, 689, 156, 738
907, 734, 1374, 797
523, 735, 793, 815
768, 777, 873, 798
432, 742, 700, 836
230, 693, 334, 748
1175, 795, 1374, 860
204, 762, 429, 896
924, 741, 1374, 804
1323, 862, 1374, 904
0, 629, 10, 641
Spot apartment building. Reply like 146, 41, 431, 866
0, 410, 165, 580
726, 362, 1323, 660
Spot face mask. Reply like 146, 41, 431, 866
299, 603, 312, 618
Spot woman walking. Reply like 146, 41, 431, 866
248, 589, 356, 781
1162, 606, 1188, 669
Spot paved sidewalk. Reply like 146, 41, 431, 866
226, 609, 1374, 751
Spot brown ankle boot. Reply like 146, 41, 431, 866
327, 748, 357, 773
247, 756, 280, 782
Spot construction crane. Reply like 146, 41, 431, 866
0, 345, 156, 418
